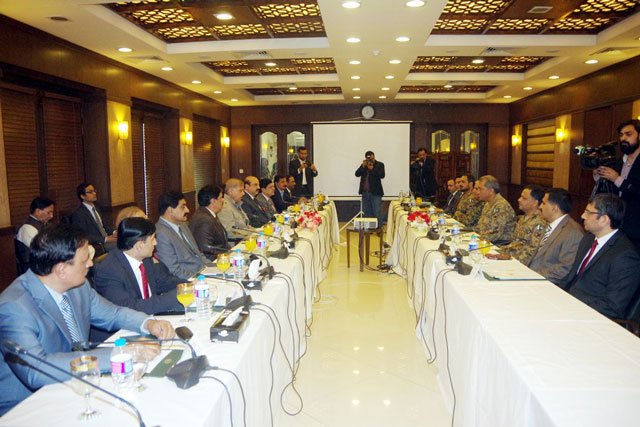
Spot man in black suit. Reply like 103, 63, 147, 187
273, 175, 293, 213
355, 150, 385, 227
595, 119, 640, 250
71, 183, 116, 256
288, 147, 318, 198
92, 217, 183, 315
189, 184, 229, 257
566, 194, 640, 319
241, 176, 271, 227
410, 147, 437, 199
442, 177, 463, 215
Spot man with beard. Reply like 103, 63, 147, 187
595, 119, 640, 250
410, 147, 437, 199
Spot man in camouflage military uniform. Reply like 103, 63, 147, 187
453, 174, 484, 227
474, 175, 516, 245
499, 185, 547, 264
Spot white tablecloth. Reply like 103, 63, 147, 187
387, 201, 640, 427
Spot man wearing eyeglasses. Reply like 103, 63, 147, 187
565, 193, 640, 320
71, 183, 117, 256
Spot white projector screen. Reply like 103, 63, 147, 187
312, 122, 411, 199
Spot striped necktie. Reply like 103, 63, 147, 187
92, 207, 107, 238
541, 224, 552, 245
60, 294, 82, 343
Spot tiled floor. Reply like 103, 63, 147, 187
280, 229, 451, 427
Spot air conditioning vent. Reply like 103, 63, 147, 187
482, 47, 518, 56
592, 47, 636, 55
233, 51, 272, 60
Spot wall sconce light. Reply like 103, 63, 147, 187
555, 128, 567, 142
118, 121, 129, 140
469, 142, 477, 151
511, 135, 521, 146
222, 136, 230, 148
184, 131, 193, 145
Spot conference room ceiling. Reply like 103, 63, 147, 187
2, 0, 640, 106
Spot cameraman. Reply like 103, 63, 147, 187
288, 146, 318, 198
355, 150, 385, 227
595, 119, 640, 250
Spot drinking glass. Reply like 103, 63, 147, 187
263, 223, 274, 236
130, 344, 155, 392
176, 282, 194, 322
415, 197, 423, 206
479, 239, 491, 256
217, 253, 231, 278
69, 355, 101, 420
245, 237, 257, 252
276, 214, 285, 224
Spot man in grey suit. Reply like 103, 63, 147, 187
0, 224, 174, 415
241, 176, 271, 227
529, 188, 584, 287
155, 191, 211, 281
256, 178, 277, 219
219, 178, 253, 241
190, 184, 229, 257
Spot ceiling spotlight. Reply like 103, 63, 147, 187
118, 47, 133, 53
389, 59, 401, 64
213, 90, 222, 94
265, 62, 277, 67
351, 75, 361, 80
191, 80, 202, 84
585, 59, 599, 64
396, 36, 410, 42
342, 1, 361, 8
548, 75, 560, 80
353, 95, 361, 99
353, 87, 361, 91
523, 86, 533, 91
347, 37, 361, 43
379, 95, 387, 99
406, 0, 425, 7
161, 66, 173, 71
444, 84, 453, 89
385, 75, 394, 79
289, 86, 298, 90
349, 60, 361, 65
381, 87, 390, 91
472, 58, 485, 64
503, 95, 512, 99
230, 98, 238, 102
215, 13, 233, 20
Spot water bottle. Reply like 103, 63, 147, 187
256, 232, 268, 256
194, 275, 210, 320
232, 249, 245, 280
469, 233, 479, 252
110, 338, 134, 394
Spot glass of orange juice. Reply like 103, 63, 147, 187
415, 196, 423, 206
245, 237, 257, 252
479, 239, 491, 255
276, 214, 285, 224
176, 283, 194, 323
217, 253, 230, 278
263, 223, 274, 236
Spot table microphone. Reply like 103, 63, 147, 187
0, 339, 147, 427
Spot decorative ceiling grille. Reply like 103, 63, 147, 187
253, 3, 322, 19
400, 85, 496, 93
204, 58, 336, 77
442, 0, 512, 15
248, 87, 342, 96
410, 56, 549, 73
577, 0, 637, 13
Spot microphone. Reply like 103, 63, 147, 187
0, 339, 147, 427
75, 337, 197, 359
205, 274, 248, 296
232, 226, 291, 259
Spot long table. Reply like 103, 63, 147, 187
385, 201, 640, 427
1, 203, 339, 427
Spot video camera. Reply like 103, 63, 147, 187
574, 141, 617, 169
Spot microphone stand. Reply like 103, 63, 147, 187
0, 339, 147, 427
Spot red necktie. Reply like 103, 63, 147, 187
578, 239, 598, 275
139, 263, 150, 299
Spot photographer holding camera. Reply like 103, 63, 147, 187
288, 146, 318, 198
594, 119, 640, 250
355, 150, 385, 227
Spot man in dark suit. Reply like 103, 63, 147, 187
93, 217, 183, 315
288, 146, 318, 198
442, 178, 463, 215
256, 178, 278, 219
273, 175, 293, 213
241, 176, 271, 228
566, 193, 640, 319
529, 188, 584, 287
71, 183, 116, 256
0, 224, 174, 415
355, 150, 385, 227
189, 184, 229, 257
594, 119, 640, 250
410, 147, 437, 199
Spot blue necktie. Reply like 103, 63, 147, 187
60, 294, 82, 343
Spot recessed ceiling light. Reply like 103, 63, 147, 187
289, 86, 297, 90
379, 95, 387, 99
523, 86, 533, 91
396, 36, 411, 42
353, 87, 361, 91
213, 90, 222, 94
406, 0, 425, 7
191, 80, 202, 84
118, 47, 133, 53
349, 60, 361, 65
342, 1, 361, 8
351, 75, 361, 80
385, 75, 394, 79
549, 75, 560, 80
215, 13, 233, 20
265, 62, 277, 67
444, 84, 453, 89
161, 66, 173, 71
230, 98, 238, 102
503, 95, 512, 99
472, 58, 485, 64
347, 37, 361, 43
389, 59, 401, 64
585, 59, 599, 64
353, 95, 361, 99
381, 87, 390, 91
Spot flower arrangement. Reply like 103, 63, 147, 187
297, 209, 323, 231
407, 211, 430, 228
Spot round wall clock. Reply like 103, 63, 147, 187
361, 105, 375, 119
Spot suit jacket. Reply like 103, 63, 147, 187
273, 188, 293, 213
612, 156, 640, 248
567, 231, 640, 319
92, 249, 183, 315
288, 158, 318, 196
355, 161, 385, 196
0, 270, 148, 415
241, 193, 271, 228
218, 195, 251, 240
189, 207, 229, 257
528, 215, 584, 287
71, 204, 113, 247
256, 193, 277, 219
155, 219, 209, 280
443, 191, 463, 215
410, 157, 437, 198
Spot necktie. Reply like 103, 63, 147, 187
178, 226, 197, 254
578, 239, 598, 275
139, 263, 150, 299
541, 224, 552, 245
60, 294, 82, 343
92, 207, 107, 238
